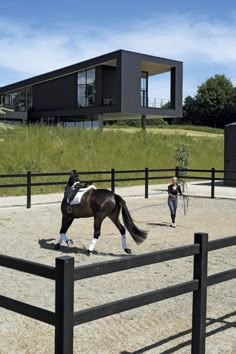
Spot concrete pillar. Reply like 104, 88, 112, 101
141, 114, 146, 130
98, 114, 103, 130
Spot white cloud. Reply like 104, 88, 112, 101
0, 13, 236, 98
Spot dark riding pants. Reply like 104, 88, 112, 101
168, 197, 178, 223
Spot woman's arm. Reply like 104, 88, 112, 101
168, 185, 174, 197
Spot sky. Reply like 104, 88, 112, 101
0, 0, 236, 99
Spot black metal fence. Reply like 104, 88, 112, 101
0, 233, 236, 354
0, 167, 236, 208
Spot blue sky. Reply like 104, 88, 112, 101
0, 0, 236, 99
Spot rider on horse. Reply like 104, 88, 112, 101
66, 170, 91, 204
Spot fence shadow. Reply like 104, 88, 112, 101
120, 310, 236, 354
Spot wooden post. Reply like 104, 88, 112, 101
145, 167, 149, 198
55, 256, 74, 354
211, 168, 215, 199
111, 168, 115, 193
191, 232, 208, 354
26, 171, 31, 209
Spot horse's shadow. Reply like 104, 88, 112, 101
38, 239, 86, 255
38, 239, 129, 258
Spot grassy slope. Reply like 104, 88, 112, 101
0, 125, 224, 195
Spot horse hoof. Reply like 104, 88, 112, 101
124, 248, 132, 255
54, 243, 61, 250
86, 249, 91, 256
66, 239, 74, 247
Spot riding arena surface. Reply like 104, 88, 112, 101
0, 184, 235, 354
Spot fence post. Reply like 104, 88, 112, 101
191, 232, 208, 354
145, 167, 149, 198
211, 168, 215, 199
26, 171, 31, 209
175, 166, 180, 178
111, 168, 115, 193
55, 256, 74, 354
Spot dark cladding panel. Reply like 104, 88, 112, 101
224, 124, 236, 186
33, 74, 77, 111
174, 62, 183, 116
120, 51, 140, 112
102, 66, 117, 105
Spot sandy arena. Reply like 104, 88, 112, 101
0, 187, 236, 353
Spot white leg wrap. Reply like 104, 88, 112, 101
58, 234, 63, 244
121, 235, 127, 249
88, 238, 97, 252
58, 233, 69, 244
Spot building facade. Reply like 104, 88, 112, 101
0, 50, 183, 127
224, 122, 236, 186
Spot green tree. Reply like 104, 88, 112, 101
196, 75, 236, 127
184, 75, 236, 128
183, 95, 200, 124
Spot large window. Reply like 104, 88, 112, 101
141, 71, 148, 107
77, 68, 96, 108
0, 87, 33, 111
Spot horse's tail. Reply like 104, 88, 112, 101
115, 194, 147, 245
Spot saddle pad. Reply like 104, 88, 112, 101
69, 185, 96, 205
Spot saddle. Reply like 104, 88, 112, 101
67, 184, 96, 205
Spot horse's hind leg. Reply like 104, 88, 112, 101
55, 215, 74, 249
109, 209, 131, 255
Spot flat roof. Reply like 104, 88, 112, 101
0, 49, 182, 93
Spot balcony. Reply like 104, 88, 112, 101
141, 96, 170, 109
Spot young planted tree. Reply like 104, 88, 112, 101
175, 143, 191, 191
174, 143, 192, 215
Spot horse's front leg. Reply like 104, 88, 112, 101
55, 214, 74, 249
86, 215, 103, 256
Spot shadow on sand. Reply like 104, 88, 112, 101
146, 221, 171, 228
38, 239, 130, 258
120, 310, 236, 354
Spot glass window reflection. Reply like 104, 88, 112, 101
77, 68, 96, 108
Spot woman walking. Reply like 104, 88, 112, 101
168, 177, 182, 228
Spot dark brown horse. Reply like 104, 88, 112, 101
55, 170, 147, 255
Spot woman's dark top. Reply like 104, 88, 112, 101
168, 184, 182, 198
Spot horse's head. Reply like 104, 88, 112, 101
67, 170, 79, 187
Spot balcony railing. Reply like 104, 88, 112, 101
147, 97, 170, 109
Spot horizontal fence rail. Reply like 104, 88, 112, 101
0, 295, 55, 325
0, 234, 236, 354
74, 244, 200, 280
0, 254, 55, 279
74, 280, 199, 326
1, 167, 236, 208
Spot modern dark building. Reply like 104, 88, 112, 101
0, 50, 183, 127
224, 122, 236, 186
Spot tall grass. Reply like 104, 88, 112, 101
147, 125, 224, 134
0, 125, 224, 195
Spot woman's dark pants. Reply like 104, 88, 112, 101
168, 197, 178, 223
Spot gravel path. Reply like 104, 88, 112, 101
0, 194, 235, 354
